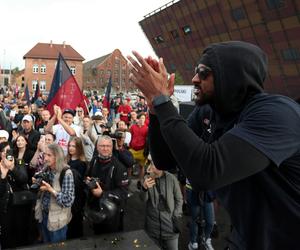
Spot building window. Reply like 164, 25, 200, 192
182, 25, 192, 35
170, 29, 179, 39
107, 70, 111, 76
154, 35, 164, 44
33, 64, 39, 74
282, 48, 300, 61
40, 64, 46, 74
232, 7, 246, 21
40, 80, 46, 91
70, 66, 76, 75
32, 80, 38, 90
99, 70, 104, 76
266, 0, 285, 9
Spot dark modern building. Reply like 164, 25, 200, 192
140, 0, 300, 99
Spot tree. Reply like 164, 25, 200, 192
11, 67, 20, 74
174, 70, 185, 85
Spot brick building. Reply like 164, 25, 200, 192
10, 69, 25, 89
83, 49, 131, 93
140, 0, 300, 98
23, 41, 84, 94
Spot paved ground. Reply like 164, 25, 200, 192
19, 177, 232, 250
122, 178, 231, 250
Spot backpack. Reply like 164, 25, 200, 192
59, 167, 86, 214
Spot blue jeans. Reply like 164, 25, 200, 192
41, 212, 68, 243
186, 189, 215, 243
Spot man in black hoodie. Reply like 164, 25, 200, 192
127, 41, 300, 249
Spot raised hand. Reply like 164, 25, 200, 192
127, 51, 175, 104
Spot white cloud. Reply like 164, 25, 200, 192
0, 0, 170, 69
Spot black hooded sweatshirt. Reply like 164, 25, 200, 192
148, 41, 300, 249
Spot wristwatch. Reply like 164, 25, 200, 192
152, 95, 171, 107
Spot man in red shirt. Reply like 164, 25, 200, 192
129, 113, 148, 181
117, 99, 132, 125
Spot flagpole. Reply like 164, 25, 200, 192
83, 98, 89, 114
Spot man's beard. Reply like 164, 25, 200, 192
194, 92, 213, 106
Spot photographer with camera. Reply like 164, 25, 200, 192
0, 141, 34, 249
112, 129, 135, 177
86, 135, 129, 234
34, 143, 74, 243
140, 155, 183, 250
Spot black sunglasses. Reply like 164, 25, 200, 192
195, 66, 212, 80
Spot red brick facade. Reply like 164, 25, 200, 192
24, 42, 84, 94
83, 49, 132, 93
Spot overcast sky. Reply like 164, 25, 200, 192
0, 0, 171, 69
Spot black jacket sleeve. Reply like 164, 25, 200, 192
150, 101, 270, 190
0, 177, 9, 224
148, 114, 178, 170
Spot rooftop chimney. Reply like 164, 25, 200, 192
63, 41, 66, 48
50, 40, 53, 48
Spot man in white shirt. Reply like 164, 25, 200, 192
45, 105, 81, 154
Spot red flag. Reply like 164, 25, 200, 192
46, 53, 87, 115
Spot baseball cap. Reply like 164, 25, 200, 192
0, 130, 9, 140
63, 109, 75, 116
22, 114, 33, 122
92, 111, 103, 121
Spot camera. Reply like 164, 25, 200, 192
6, 149, 14, 161
85, 177, 101, 190
110, 131, 124, 140
30, 171, 51, 191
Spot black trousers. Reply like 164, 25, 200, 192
67, 210, 84, 239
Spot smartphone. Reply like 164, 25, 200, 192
146, 172, 156, 179
6, 149, 14, 161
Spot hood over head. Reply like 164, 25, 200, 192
198, 41, 267, 117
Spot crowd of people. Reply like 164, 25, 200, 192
0, 89, 216, 250
2, 40, 295, 250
